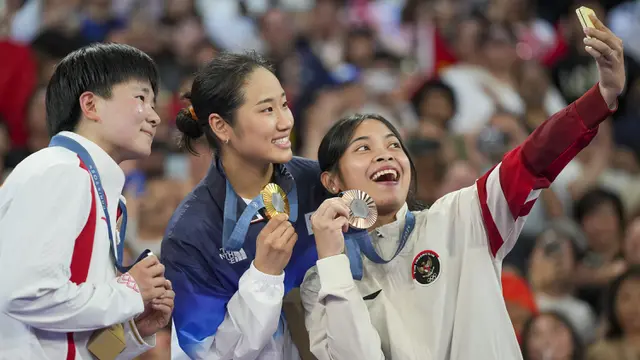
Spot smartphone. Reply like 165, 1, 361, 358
576, 6, 596, 36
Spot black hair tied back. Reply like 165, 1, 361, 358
175, 91, 204, 154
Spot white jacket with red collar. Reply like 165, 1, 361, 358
0, 131, 154, 359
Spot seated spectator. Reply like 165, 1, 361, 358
528, 219, 597, 343
573, 188, 627, 316
587, 267, 640, 360
521, 311, 585, 360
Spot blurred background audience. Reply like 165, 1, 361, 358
2, 0, 640, 358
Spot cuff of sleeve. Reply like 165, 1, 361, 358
127, 319, 156, 348
116, 319, 156, 359
316, 254, 355, 290
575, 83, 616, 129
248, 261, 285, 285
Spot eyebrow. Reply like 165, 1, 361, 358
255, 92, 286, 106
349, 133, 396, 146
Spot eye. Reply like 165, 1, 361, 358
261, 106, 274, 113
355, 145, 369, 152
389, 142, 401, 149
282, 101, 289, 109
136, 95, 146, 102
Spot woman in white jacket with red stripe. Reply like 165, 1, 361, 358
0, 43, 174, 359
301, 15, 626, 360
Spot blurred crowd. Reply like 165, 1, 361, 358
2, 0, 640, 359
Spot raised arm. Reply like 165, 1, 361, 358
476, 15, 625, 261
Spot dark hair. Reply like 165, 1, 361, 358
317, 113, 425, 211
45, 43, 159, 137
520, 311, 584, 360
31, 29, 86, 60
410, 78, 457, 120
573, 187, 625, 233
604, 266, 640, 339
175, 51, 274, 155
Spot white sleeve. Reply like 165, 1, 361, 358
300, 254, 385, 360
115, 319, 156, 359
173, 262, 285, 360
0, 164, 144, 332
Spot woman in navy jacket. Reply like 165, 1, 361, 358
162, 52, 326, 359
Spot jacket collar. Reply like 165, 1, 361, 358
204, 156, 297, 213
57, 131, 125, 199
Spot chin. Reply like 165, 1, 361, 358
268, 149, 293, 164
370, 194, 405, 215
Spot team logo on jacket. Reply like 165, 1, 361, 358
412, 250, 440, 285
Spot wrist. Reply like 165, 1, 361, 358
252, 260, 284, 276
598, 83, 618, 110
317, 247, 343, 259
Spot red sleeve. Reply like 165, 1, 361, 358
476, 84, 614, 260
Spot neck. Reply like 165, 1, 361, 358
74, 123, 123, 163
372, 209, 399, 229
487, 66, 513, 83
221, 151, 273, 199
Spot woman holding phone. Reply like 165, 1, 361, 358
301, 15, 625, 360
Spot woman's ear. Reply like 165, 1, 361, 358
321, 171, 342, 194
208, 113, 230, 144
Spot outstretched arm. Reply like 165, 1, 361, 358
476, 15, 625, 261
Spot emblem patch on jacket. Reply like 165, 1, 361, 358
412, 250, 440, 285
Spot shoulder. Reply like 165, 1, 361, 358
286, 157, 321, 180
2, 148, 88, 191
427, 185, 479, 215
162, 184, 221, 258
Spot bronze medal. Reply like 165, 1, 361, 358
261, 183, 290, 219
341, 189, 377, 229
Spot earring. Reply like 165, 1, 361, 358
332, 187, 337, 192
224, 139, 229, 144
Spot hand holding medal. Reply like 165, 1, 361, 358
311, 188, 378, 260
253, 183, 298, 276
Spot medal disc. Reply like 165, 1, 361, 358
341, 189, 377, 229
261, 183, 290, 219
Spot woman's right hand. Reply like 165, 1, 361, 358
254, 214, 298, 276
311, 198, 351, 259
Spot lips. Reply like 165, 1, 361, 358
141, 129, 154, 138
272, 136, 291, 149
370, 166, 400, 182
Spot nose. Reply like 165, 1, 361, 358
276, 108, 293, 131
148, 107, 161, 127
375, 152, 394, 163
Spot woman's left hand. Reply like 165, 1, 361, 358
584, 14, 626, 109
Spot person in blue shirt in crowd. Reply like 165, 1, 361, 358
162, 51, 326, 359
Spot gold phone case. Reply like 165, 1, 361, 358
87, 323, 126, 360
576, 6, 596, 34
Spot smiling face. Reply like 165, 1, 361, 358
86, 79, 160, 161
218, 67, 294, 165
324, 119, 412, 217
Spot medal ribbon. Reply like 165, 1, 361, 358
344, 211, 416, 280
223, 179, 298, 251
49, 135, 150, 273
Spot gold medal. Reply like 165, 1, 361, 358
341, 189, 377, 229
261, 183, 290, 219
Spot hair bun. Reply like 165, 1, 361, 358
175, 108, 204, 139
